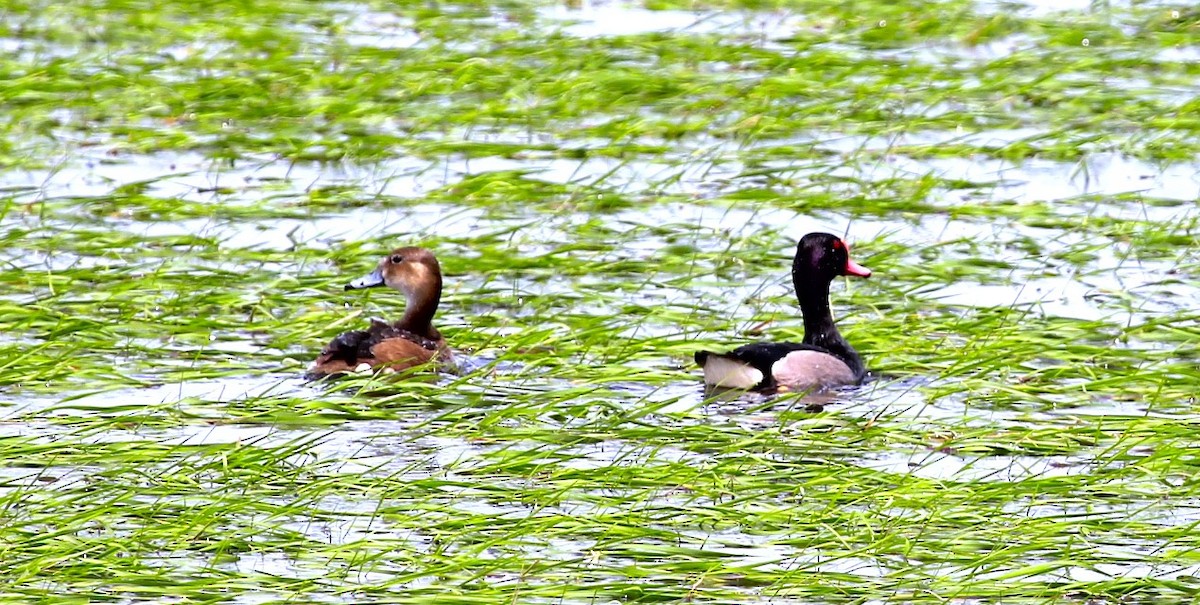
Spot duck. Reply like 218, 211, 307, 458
307, 246, 453, 379
694, 232, 872, 392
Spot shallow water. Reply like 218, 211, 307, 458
2, 0, 1199, 603
8, 147, 1194, 328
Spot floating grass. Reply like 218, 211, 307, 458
1, 0, 1198, 603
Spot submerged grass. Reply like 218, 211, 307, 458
1, 0, 1199, 603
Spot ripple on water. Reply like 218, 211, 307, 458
859, 447, 1094, 482
538, 3, 806, 40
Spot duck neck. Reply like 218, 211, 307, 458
799, 280, 838, 345
397, 279, 441, 339
797, 279, 864, 374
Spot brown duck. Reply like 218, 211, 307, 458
308, 246, 452, 378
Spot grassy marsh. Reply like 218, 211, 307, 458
1, 0, 1198, 603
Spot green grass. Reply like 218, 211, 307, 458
1, 0, 1198, 602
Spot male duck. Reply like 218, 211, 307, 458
695, 232, 871, 392
307, 246, 452, 378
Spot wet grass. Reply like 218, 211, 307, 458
1, 0, 1199, 603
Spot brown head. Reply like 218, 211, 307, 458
346, 246, 443, 335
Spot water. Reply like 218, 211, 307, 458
3, 0, 1198, 601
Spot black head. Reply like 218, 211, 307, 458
792, 233, 871, 286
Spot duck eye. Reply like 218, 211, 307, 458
390, 255, 404, 264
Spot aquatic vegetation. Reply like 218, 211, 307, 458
0, 0, 1197, 602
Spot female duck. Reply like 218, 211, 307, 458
308, 246, 452, 378
695, 233, 871, 392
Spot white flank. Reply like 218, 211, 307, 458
701, 355, 764, 389
770, 350, 855, 391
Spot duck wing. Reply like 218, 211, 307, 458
316, 320, 437, 367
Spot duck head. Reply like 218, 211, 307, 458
793, 232, 871, 286
346, 246, 443, 297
